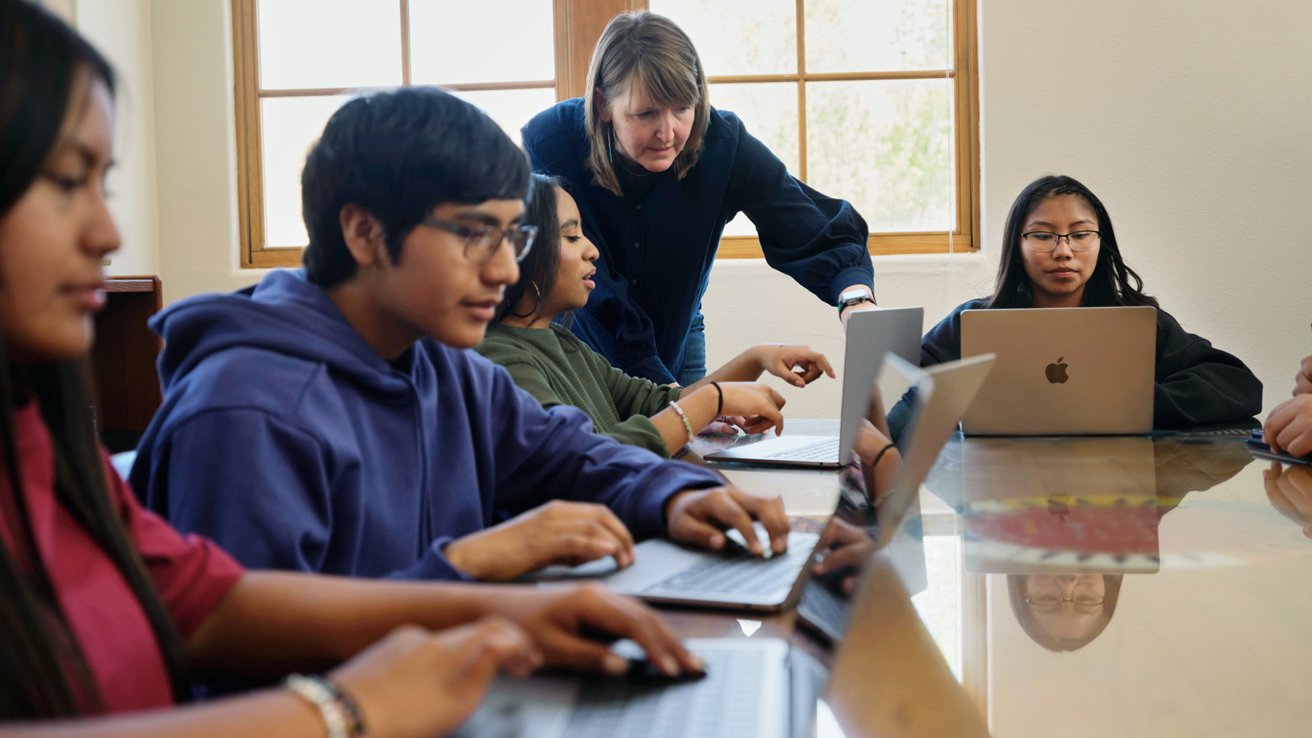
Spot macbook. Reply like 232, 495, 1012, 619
960, 306, 1155, 436
797, 353, 993, 642
703, 306, 924, 468
458, 354, 996, 738
527, 352, 992, 615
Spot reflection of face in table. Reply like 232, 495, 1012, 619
1008, 573, 1123, 651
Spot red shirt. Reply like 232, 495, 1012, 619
0, 401, 244, 713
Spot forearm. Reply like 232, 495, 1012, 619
693, 347, 765, 386
652, 387, 720, 452
0, 691, 320, 738
186, 571, 518, 678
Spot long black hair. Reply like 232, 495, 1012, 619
987, 175, 1157, 310
0, 0, 190, 716
493, 173, 567, 323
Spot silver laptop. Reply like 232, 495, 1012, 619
452, 636, 824, 738
702, 306, 924, 468
960, 306, 1156, 436
523, 349, 904, 612
797, 353, 996, 642
529, 352, 994, 618
456, 354, 996, 738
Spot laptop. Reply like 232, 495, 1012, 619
702, 306, 924, 468
959, 306, 1156, 436
527, 352, 991, 614
797, 353, 993, 642
456, 354, 995, 738
523, 349, 899, 612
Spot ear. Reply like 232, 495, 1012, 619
339, 204, 389, 268
594, 87, 611, 122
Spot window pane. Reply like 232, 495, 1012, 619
806, 79, 955, 233
258, 0, 401, 89
649, 0, 796, 76
707, 82, 798, 237
409, 1, 554, 85
450, 88, 557, 148
260, 96, 349, 247
805, 0, 953, 74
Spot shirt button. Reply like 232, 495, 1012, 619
633, 241, 640, 249
636, 203, 642, 211
630, 278, 638, 286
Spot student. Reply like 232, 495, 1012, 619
130, 83, 790, 586
1263, 355, 1312, 457
889, 175, 1261, 436
522, 11, 877, 386
477, 175, 835, 457
0, 2, 700, 732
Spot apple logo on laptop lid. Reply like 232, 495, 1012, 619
1045, 357, 1069, 384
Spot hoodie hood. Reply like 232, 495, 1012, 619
152, 269, 413, 397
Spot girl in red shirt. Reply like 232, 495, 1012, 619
0, 3, 699, 736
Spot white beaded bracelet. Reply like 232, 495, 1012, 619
284, 673, 367, 738
667, 399, 695, 446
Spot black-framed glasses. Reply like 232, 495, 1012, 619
420, 216, 537, 264
1025, 583, 1105, 607
1022, 230, 1100, 252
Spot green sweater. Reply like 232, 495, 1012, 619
477, 324, 683, 457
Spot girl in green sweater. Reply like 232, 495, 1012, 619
478, 174, 835, 457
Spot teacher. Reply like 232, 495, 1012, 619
522, 11, 877, 385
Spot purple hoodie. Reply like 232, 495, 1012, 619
130, 269, 722, 581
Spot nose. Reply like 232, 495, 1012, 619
483, 235, 520, 287
85, 186, 122, 259
1050, 237, 1075, 259
656, 111, 675, 142
582, 236, 599, 263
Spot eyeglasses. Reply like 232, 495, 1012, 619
420, 216, 538, 264
1022, 230, 1100, 252
1025, 583, 1105, 607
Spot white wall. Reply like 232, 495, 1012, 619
74, 0, 161, 277
705, 0, 1312, 417
75, 0, 1310, 417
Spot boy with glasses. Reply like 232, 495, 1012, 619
131, 87, 788, 586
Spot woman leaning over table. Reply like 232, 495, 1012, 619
522, 11, 877, 387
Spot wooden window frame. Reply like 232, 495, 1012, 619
232, 0, 977, 268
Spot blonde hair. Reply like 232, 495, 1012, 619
583, 11, 710, 196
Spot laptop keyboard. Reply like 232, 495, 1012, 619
644, 543, 814, 597
764, 437, 839, 462
797, 580, 851, 642
564, 648, 767, 738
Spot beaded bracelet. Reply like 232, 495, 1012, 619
668, 399, 695, 446
284, 673, 368, 738
708, 381, 724, 417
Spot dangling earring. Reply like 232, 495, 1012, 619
510, 281, 542, 319
607, 125, 614, 163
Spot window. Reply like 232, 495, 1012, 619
232, 0, 977, 267
650, 0, 978, 257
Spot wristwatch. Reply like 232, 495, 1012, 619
837, 286, 876, 315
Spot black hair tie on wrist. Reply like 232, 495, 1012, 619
871, 442, 897, 468
709, 381, 724, 418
